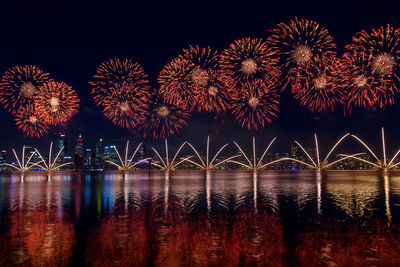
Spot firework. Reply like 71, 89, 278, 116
89, 58, 150, 106
177, 46, 229, 112
14, 104, 49, 138
230, 80, 279, 130
34, 81, 80, 125
346, 25, 400, 92
267, 18, 337, 89
140, 91, 190, 139
158, 57, 198, 108
339, 51, 395, 110
291, 57, 345, 112
193, 70, 230, 112
219, 37, 280, 86
100, 82, 148, 128
182, 45, 219, 72
0, 65, 51, 114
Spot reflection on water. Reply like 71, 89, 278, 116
1, 170, 400, 266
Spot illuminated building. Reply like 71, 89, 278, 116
54, 133, 66, 163
0, 150, 6, 164
84, 148, 95, 169
104, 146, 118, 170
74, 134, 84, 170
95, 138, 104, 169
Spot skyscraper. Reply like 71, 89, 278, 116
75, 134, 84, 157
104, 146, 117, 170
84, 148, 95, 169
95, 138, 104, 169
0, 150, 7, 164
74, 134, 84, 170
54, 133, 67, 162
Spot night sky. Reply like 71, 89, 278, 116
0, 0, 399, 156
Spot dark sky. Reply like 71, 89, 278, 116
0, 0, 399, 156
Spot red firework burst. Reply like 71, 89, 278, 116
230, 80, 279, 130
267, 17, 337, 89
178, 45, 229, 112
34, 81, 80, 125
101, 82, 148, 128
89, 58, 150, 106
14, 104, 49, 138
291, 57, 345, 112
158, 57, 198, 108
219, 37, 280, 86
0, 65, 51, 114
182, 45, 219, 71
339, 51, 395, 111
140, 91, 190, 139
346, 25, 400, 91
193, 70, 230, 113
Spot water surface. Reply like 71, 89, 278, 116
1, 170, 400, 266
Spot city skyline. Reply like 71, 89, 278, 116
0, 131, 383, 171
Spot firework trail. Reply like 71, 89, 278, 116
339, 51, 395, 111
34, 81, 80, 125
291, 56, 345, 112
181, 45, 230, 112
90, 58, 150, 106
267, 17, 337, 90
192, 69, 230, 112
101, 82, 148, 128
219, 37, 280, 87
347, 25, 400, 78
158, 57, 199, 109
140, 90, 190, 139
0, 65, 51, 114
344, 25, 400, 107
14, 104, 49, 138
90, 58, 150, 127
230, 80, 279, 130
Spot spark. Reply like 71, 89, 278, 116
207, 86, 219, 96
20, 82, 36, 97
291, 45, 313, 65
240, 59, 258, 74
248, 97, 260, 109
157, 105, 170, 118
372, 53, 396, 76
313, 75, 328, 89
353, 74, 368, 88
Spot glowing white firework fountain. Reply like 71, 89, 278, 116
343, 127, 400, 170
186, 136, 240, 170
228, 137, 290, 170
105, 141, 150, 171
32, 142, 73, 172
2, 146, 36, 173
151, 139, 191, 171
287, 133, 364, 170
